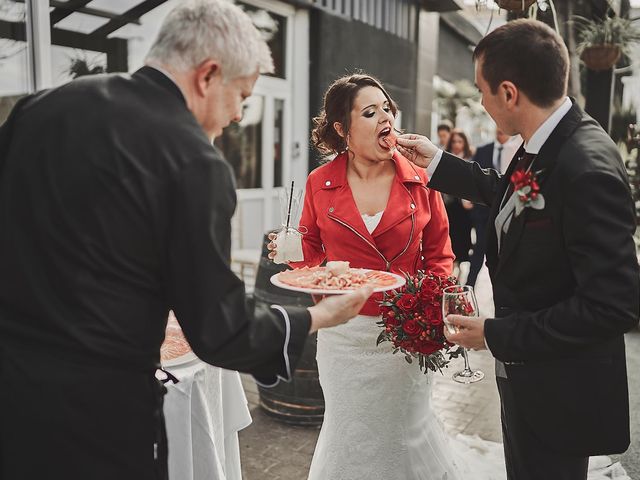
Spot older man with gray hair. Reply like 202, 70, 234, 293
0, 1, 372, 479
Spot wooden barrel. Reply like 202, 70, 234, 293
254, 233, 324, 426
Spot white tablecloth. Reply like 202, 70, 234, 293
163, 361, 252, 480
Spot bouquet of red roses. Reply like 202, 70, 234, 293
376, 270, 463, 374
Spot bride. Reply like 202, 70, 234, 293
268, 73, 631, 480
270, 73, 462, 479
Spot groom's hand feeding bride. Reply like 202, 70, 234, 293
395, 133, 439, 169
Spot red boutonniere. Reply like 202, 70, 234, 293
510, 169, 545, 216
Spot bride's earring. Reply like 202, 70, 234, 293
345, 134, 351, 152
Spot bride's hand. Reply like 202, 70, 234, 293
396, 134, 439, 169
266, 232, 278, 261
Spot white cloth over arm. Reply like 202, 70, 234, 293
163, 361, 252, 480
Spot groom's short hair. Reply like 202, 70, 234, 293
473, 19, 569, 108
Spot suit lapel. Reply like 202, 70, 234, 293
494, 204, 528, 273
485, 144, 524, 272
322, 153, 377, 244
494, 101, 584, 274
373, 153, 422, 237
323, 151, 421, 245
372, 178, 415, 237
327, 184, 377, 244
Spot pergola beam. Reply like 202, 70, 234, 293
49, 1, 142, 25
0, 19, 128, 72
50, 0, 93, 25
90, 0, 168, 37
12, 0, 143, 26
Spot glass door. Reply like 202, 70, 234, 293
216, 0, 297, 251
0, 0, 31, 122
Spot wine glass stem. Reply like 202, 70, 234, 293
462, 348, 472, 372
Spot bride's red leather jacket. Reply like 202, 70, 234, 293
291, 151, 454, 316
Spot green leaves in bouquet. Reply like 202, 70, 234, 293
447, 346, 464, 360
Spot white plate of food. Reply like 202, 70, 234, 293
270, 261, 406, 295
161, 350, 199, 368
160, 312, 199, 368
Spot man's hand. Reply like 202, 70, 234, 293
396, 134, 439, 169
307, 286, 374, 334
461, 199, 474, 210
443, 314, 488, 351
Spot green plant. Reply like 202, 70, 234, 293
574, 15, 640, 56
610, 105, 637, 145
620, 125, 640, 226
67, 57, 106, 79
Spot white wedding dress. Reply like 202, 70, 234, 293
309, 313, 468, 480
307, 212, 631, 480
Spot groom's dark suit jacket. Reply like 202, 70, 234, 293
0, 67, 310, 478
429, 100, 639, 456
468, 142, 493, 227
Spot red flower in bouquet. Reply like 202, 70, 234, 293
398, 293, 418, 312
385, 310, 402, 327
418, 278, 438, 303
402, 318, 422, 337
424, 304, 443, 325
377, 271, 463, 374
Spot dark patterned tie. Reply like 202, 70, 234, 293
518, 151, 537, 170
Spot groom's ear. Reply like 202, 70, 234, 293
333, 122, 345, 138
500, 81, 518, 108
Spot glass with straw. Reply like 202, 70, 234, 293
272, 181, 304, 264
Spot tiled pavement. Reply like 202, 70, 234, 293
238, 265, 640, 479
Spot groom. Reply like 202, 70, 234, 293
397, 19, 639, 480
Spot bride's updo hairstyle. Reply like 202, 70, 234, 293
311, 74, 398, 156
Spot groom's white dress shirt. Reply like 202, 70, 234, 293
498, 135, 523, 173
426, 98, 572, 375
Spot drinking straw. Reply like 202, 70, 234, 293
285, 180, 295, 231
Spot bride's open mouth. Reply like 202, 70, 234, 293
378, 127, 396, 150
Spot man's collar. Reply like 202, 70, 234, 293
147, 64, 179, 86
318, 151, 425, 190
523, 97, 572, 155
135, 65, 186, 104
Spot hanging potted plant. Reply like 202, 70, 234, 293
65, 53, 107, 79
575, 15, 640, 72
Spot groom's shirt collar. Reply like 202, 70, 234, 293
523, 97, 572, 155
